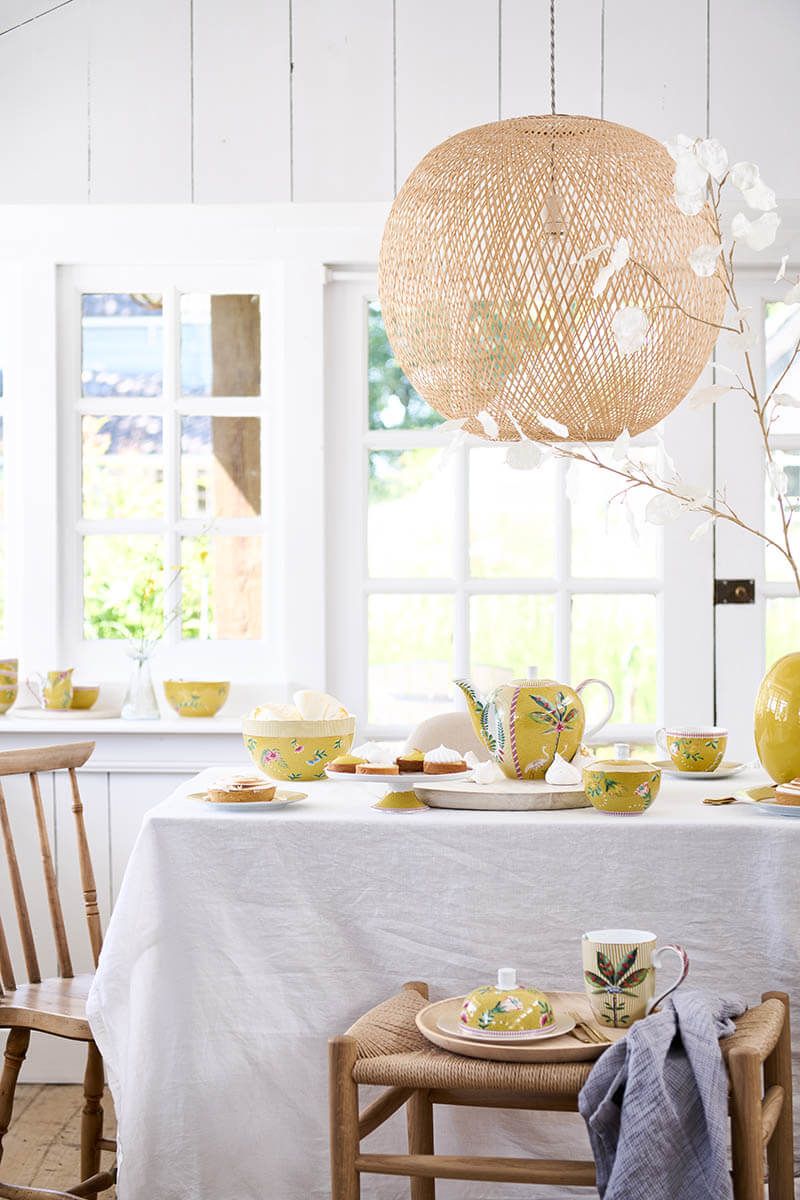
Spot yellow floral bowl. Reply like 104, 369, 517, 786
242, 716, 356, 782
70, 685, 100, 711
164, 680, 230, 718
583, 757, 661, 815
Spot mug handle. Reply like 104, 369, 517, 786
575, 678, 615, 739
646, 943, 690, 1015
655, 727, 668, 754
25, 673, 45, 709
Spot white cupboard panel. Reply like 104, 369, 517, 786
0, 0, 89, 202
603, 0, 707, 141
292, 0, 394, 201
193, 0, 291, 201
395, 0, 500, 189
710, 0, 800, 199
110, 772, 191, 902
89, 0, 191, 201
501, 0, 602, 121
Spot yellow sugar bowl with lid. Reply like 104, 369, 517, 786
583, 743, 661, 815
460, 968, 555, 1035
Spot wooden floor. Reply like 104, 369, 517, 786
1, 1085, 116, 1196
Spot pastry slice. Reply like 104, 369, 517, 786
328, 754, 367, 774
423, 745, 468, 775
355, 763, 399, 775
208, 777, 277, 803
775, 777, 800, 805
396, 748, 425, 773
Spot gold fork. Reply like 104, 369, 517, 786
568, 1011, 613, 1045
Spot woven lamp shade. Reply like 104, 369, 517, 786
378, 115, 726, 441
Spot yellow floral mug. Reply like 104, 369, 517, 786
582, 928, 690, 1027
656, 726, 727, 772
0, 658, 18, 715
26, 668, 74, 711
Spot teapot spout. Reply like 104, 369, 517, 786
454, 678, 491, 751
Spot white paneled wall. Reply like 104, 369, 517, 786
0, 0, 797, 201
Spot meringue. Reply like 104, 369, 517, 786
464, 752, 504, 784
423, 744, 463, 763
544, 753, 582, 786
351, 740, 395, 765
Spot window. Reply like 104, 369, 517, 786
764, 299, 800, 665
60, 269, 271, 678
327, 277, 674, 740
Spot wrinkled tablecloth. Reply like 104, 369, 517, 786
87, 767, 800, 1199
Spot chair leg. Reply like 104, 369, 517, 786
329, 1036, 360, 1200
407, 1089, 435, 1200
0, 1029, 30, 1164
729, 1048, 765, 1200
763, 992, 795, 1200
80, 1042, 105, 1198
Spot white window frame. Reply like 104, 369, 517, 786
326, 269, 715, 741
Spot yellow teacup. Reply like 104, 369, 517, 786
0, 659, 18, 715
26, 669, 74, 711
657, 726, 727, 772
70, 685, 100, 711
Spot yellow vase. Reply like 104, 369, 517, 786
754, 652, 800, 783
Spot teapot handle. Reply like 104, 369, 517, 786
575, 677, 615, 739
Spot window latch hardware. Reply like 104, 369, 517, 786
714, 579, 755, 605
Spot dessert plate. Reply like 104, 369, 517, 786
324, 768, 474, 785
739, 786, 800, 818
187, 789, 307, 811
437, 1009, 576, 1042
653, 760, 747, 781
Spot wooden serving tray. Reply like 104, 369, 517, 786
415, 779, 591, 811
416, 991, 628, 1062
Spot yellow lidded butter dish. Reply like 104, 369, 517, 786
460, 968, 555, 1037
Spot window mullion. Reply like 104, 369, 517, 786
555, 457, 571, 681
162, 284, 181, 647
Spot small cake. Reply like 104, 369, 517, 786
208, 777, 277, 804
460, 968, 555, 1035
423, 745, 467, 775
355, 763, 399, 775
775, 777, 800, 805
328, 753, 367, 774
396, 748, 425, 773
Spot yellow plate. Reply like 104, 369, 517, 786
187, 788, 306, 811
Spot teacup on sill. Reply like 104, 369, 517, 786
70, 685, 100, 711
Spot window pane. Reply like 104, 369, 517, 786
181, 415, 261, 518
470, 595, 556, 693
765, 449, 800, 582
181, 535, 262, 639
180, 294, 261, 397
765, 301, 800, 434
81, 293, 163, 398
82, 415, 163, 519
0, 415, 4, 520
368, 593, 453, 725
83, 535, 164, 640
368, 449, 453, 577
368, 300, 443, 430
0, 539, 6, 636
571, 594, 657, 725
766, 597, 800, 667
470, 449, 556, 577
570, 450, 659, 578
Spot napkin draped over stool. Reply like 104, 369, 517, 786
578, 989, 746, 1200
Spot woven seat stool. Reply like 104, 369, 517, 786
329, 981, 794, 1199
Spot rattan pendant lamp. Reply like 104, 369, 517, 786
378, 2, 725, 441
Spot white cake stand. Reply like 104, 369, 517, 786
324, 768, 475, 812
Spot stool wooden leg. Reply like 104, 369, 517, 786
80, 1042, 105, 1197
407, 1090, 435, 1200
329, 1036, 360, 1200
729, 1048, 765, 1200
763, 992, 794, 1200
0, 1029, 30, 1165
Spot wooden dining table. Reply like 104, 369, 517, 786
87, 765, 800, 1199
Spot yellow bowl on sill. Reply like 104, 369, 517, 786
70, 685, 100, 711
164, 680, 230, 718
242, 715, 356, 782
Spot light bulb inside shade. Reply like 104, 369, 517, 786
542, 188, 567, 236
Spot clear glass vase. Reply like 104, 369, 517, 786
121, 648, 160, 721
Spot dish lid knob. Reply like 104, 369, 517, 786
497, 966, 518, 989
614, 743, 631, 760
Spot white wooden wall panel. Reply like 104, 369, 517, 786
0, 0, 88, 202
395, 0, 500, 190
710, 0, 800, 199
603, 0, 707, 141
501, 0, 603, 120
0, 0, 76, 36
88, 0, 191, 201
292, 0, 394, 201
193, 0, 291, 202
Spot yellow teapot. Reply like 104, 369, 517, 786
454, 670, 614, 780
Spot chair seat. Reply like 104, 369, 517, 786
0, 974, 94, 1040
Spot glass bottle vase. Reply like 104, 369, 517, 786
121, 649, 160, 720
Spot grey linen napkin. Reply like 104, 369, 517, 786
578, 989, 746, 1200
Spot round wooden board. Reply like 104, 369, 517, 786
415, 779, 591, 811
416, 992, 628, 1062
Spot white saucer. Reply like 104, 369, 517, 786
187, 789, 306, 811
324, 768, 474, 785
738, 787, 800, 818
437, 1010, 576, 1043
653, 759, 748, 781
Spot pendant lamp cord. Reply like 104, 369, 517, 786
550, 0, 556, 115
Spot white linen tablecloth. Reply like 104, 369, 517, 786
87, 767, 800, 1200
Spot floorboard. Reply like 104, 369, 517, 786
1, 1084, 116, 1197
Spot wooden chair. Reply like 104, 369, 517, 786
329, 981, 794, 1200
0, 742, 115, 1200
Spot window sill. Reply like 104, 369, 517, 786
0, 714, 243, 735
